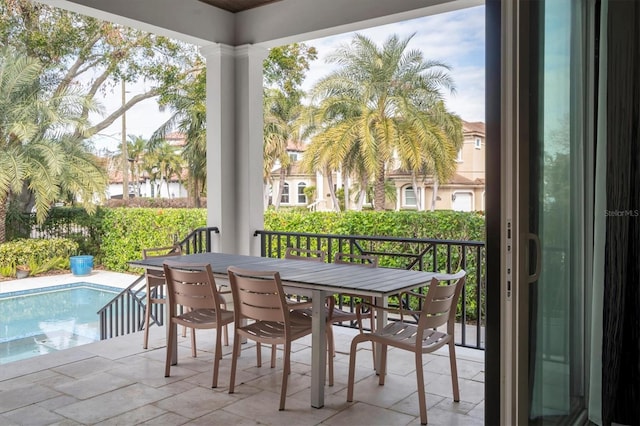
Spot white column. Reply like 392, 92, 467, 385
201, 43, 268, 255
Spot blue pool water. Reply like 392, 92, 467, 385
0, 283, 120, 364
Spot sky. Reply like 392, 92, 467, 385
92, 5, 485, 152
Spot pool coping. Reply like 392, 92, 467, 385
0, 270, 140, 295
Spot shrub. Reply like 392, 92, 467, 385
99, 207, 207, 272
0, 238, 78, 277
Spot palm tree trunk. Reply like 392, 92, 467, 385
343, 170, 350, 211
0, 196, 7, 243
274, 168, 286, 210
193, 178, 200, 207
325, 168, 340, 212
374, 160, 386, 211
411, 174, 424, 211
263, 181, 270, 210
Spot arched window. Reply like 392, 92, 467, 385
280, 183, 290, 204
297, 182, 307, 204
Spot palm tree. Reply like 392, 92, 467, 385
263, 88, 306, 210
126, 135, 148, 196
145, 140, 183, 197
152, 64, 207, 206
0, 47, 107, 242
308, 33, 462, 210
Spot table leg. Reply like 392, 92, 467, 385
374, 296, 388, 374
310, 289, 326, 408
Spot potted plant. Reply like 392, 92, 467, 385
16, 264, 30, 279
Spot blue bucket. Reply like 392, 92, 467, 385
70, 255, 94, 276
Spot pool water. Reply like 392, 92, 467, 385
0, 284, 120, 364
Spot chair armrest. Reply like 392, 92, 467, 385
354, 300, 403, 329
287, 300, 313, 310
398, 291, 425, 319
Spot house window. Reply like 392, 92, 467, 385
281, 183, 290, 204
297, 183, 307, 204
456, 149, 463, 162
475, 138, 482, 149
404, 186, 417, 207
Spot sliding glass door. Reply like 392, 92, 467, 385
497, 0, 598, 423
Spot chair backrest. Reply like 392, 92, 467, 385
163, 261, 223, 313
227, 266, 288, 323
143, 245, 182, 259
143, 245, 182, 282
334, 252, 378, 268
284, 247, 326, 262
418, 270, 466, 333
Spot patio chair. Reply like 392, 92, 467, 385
163, 261, 234, 388
284, 246, 326, 262
326, 252, 378, 385
141, 245, 182, 350
346, 270, 466, 425
227, 266, 314, 411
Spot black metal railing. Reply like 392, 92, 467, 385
97, 275, 148, 340
97, 226, 219, 340
254, 230, 486, 350
99, 226, 485, 350
176, 226, 220, 254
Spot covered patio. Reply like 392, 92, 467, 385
0, 317, 484, 425
7, 0, 487, 423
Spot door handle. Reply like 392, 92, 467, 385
528, 233, 541, 283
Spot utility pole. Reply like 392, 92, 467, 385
121, 80, 128, 200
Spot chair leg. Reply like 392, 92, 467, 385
212, 326, 222, 388
449, 340, 460, 402
326, 326, 335, 386
256, 342, 262, 367
271, 344, 277, 368
280, 341, 291, 411
223, 324, 229, 346
229, 332, 241, 393
347, 334, 363, 402
191, 328, 197, 357
378, 344, 387, 385
368, 309, 376, 368
415, 352, 428, 425
164, 321, 175, 377
143, 295, 151, 349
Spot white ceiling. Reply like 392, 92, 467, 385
40, 0, 482, 47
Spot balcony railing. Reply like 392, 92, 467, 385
254, 230, 486, 350
97, 226, 219, 340
99, 227, 485, 350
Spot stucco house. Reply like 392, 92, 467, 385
271, 120, 486, 211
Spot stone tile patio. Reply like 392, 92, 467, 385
0, 272, 485, 425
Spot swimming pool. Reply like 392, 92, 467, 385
0, 283, 120, 364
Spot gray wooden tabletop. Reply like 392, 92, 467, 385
130, 252, 436, 297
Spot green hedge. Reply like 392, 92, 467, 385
0, 238, 78, 277
99, 208, 207, 271
264, 210, 485, 241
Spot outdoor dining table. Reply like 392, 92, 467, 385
129, 251, 436, 408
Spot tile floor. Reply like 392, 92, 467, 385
0, 272, 485, 425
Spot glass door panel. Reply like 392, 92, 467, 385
526, 0, 586, 423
